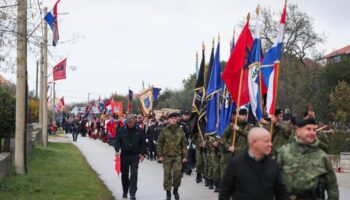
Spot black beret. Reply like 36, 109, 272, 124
239, 109, 248, 115
182, 110, 190, 115
296, 118, 317, 128
275, 108, 282, 115
168, 112, 180, 118
283, 114, 291, 121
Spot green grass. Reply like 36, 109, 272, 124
0, 143, 114, 200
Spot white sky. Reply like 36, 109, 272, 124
3, 0, 350, 103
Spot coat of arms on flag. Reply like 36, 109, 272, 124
138, 88, 153, 115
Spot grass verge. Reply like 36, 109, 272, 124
0, 142, 114, 200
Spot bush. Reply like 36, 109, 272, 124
0, 87, 15, 138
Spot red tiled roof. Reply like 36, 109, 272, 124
323, 44, 350, 59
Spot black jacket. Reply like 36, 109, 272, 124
219, 150, 288, 200
114, 126, 146, 156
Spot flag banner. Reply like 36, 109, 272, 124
112, 101, 123, 116
53, 58, 67, 81
205, 42, 222, 135
192, 48, 205, 114
99, 96, 105, 113
91, 106, 100, 114
128, 89, 133, 113
44, 0, 60, 46
196, 45, 214, 137
248, 11, 264, 121
217, 87, 235, 137
261, 3, 287, 116
152, 87, 161, 102
138, 88, 153, 115
222, 18, 254, 106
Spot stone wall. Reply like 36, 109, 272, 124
0, 153, 11, 181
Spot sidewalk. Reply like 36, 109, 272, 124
68, 134, 218, 200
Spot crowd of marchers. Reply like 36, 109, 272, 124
57, 108, 339, 200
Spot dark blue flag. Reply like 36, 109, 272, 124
205, 42, 222, 135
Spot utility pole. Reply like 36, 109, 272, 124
88, 93, 92, 104
52, 81, 55, 123
15, 0, 27, 174
39, 43, 43, 126
35, 60, 39, 98
42, 7, 48, 147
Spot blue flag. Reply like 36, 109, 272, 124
205, 42, 222, 135
152, 87, 161, 101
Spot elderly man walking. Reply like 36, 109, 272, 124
114, 115, 146, 200
219, 127, 288, 200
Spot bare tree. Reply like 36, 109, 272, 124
260, 4, 325, 64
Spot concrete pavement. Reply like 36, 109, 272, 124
68, 134, 217, 200
68, 134, 350, 200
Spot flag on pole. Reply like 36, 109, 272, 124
217, 87, 235, 137
138, 88, 153, 115
222, 18, 254, 106
197, 43, 215, 136
205, 42, 222, 135
53, 58, 67, 81
261, 3, 287, 116
152, 87, 161, 101
127, 89, 133, 113
192, 46, 205, 114
247, 8, 264, 121
44, 0, 60, 46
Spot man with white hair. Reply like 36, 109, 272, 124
219, 127, 288, 200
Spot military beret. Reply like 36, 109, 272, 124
296, 118, 317, 128
275, 108, 282, 115
239, 109, 248, 115
283, 114, 292, 121
168, 112, 180, 118
181, 110, 190, 115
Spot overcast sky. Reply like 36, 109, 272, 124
3, 0, 350, 104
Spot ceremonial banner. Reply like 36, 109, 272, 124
222, 19, 253, 106
44, 0, 60, 46
53, 58, 67, 81
112, 101, 123, 116
261, 3, 287, 116
138, 88, 153, 115
205, 42, 222, 135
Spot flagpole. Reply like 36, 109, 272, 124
256, 6, 264, 127
231, 13, 250, 146
270, 62, 281, 134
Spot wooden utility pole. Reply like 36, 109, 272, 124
42, 7, 48, 147
39, 43, 44, 125
15, 0, 27, 174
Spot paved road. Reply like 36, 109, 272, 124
68, 134, 217, 200
68, 134, 350, 200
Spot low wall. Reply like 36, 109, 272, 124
0, 152, 11, 181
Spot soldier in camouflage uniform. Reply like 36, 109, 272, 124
190, 130, 205, 183
261, 109, 293, 159
304, 112, 330, 154
206, 134, 221, 192
204, 134, 214, 189
220, 109, 252, 175
277, 118, 339, 200
157, 112, 188, 200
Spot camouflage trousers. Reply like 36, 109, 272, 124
220, 152, 232, 178
211, 148, 221, 181
205, 148, 213, 180
195, 145, 204, 174
162, 156, 183, 191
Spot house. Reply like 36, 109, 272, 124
322, 44, 350, 64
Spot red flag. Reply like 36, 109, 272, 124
53, 58, 67, 81
60, 97, 65, 106
115, 154, 121, 176
222, 19, 253, 106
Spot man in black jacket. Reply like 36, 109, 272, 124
219, 127, 288, 200
114, 115, 146, 200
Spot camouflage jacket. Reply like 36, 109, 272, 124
157, 124, 188, 158
277, 137, 339, 199
270, 122, 293, 157
221, 121, 252, 154
317, 132, 330, 154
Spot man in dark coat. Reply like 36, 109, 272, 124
219, 127, 288, 200
114, 115, 146, 200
